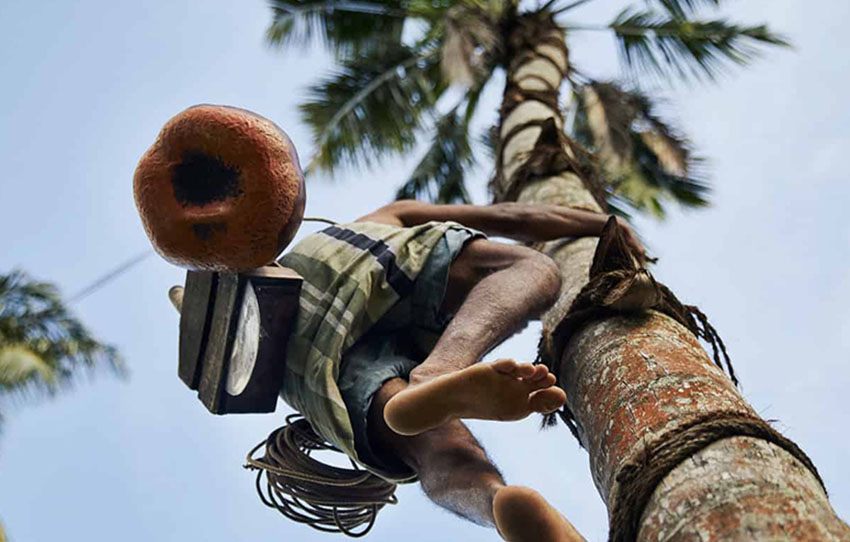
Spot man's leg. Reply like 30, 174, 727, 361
370, 378, 584, 541
384, 240, 567, 435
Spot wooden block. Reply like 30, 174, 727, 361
178, 266, 303, 415
220, 266, 301, 413
197, 273, 243, 413
177, 271, 217, 390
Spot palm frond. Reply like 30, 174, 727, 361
573, 80, 708, 216
0, 270, 125, 402
301, 44, 446, 173
267, 0, 407, 58
550, 0, 596, 15
639, 130, 686, 176
479, 124, 499, 161
610, 7, 790, 82
611, 131, 709, 218
649, 0, 721, 18
395, 108, 474, 203
625, 86, 696, 177
441, 4, 500, 87
581, 82, 635, 170
0, 346, 55, 390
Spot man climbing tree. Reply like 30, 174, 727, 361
277, 199, 645, 541
137, 104, 652, 540
136, 104, 651, 540
159, 188, 643, 540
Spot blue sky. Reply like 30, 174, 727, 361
0, 1, 848, 541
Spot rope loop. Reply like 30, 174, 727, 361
608, 411, 826, 542
245, 414, 398, 537
537, 217, 740, 435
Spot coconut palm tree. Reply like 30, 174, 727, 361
0, 270, 123, 541
264, 0, 850, 538
266, 0, 783, 216
0, 270, 124, 428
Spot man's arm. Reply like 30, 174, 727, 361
357, 200, 646, 258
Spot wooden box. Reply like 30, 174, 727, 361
178, 266, 302, 414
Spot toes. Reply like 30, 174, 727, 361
493, 360, 541, 379
529, 387, 566, 414
492, 359, 519, 375
514, 363, 538, 379
523, 364, 550, 382
525, 371, 556, 391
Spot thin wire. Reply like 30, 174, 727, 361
303, 216, 338, 226
68, 217, 336, 304
69, 249, 154, 303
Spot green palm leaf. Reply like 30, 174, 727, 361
440, 3, 501, 87
649, 0, 722, 18
267, 0, 408, 57
0, 271, 124, 402
266, 0, 785, 221
613, 132, 709, 218
301, 43, 446, 173
573, 80, 708, 216
610, 7, 790, 82
395, 109, 475, 203
580, 82, 635, 171
0, 346, 54, 390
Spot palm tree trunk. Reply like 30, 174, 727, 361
495, 12, 850, 541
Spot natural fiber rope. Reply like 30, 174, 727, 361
245, 415, 398, 537
537, 218, 740, 436
608, 410, 827, 542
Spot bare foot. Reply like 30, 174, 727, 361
493, 486, 584, 542
383, 359, 566, 436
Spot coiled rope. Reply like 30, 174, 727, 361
244, 415, 398, 537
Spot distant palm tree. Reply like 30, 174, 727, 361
0, 270, 124, 541
263, 1, 850, 538
0, 270, 124, 429
267, 0, 785, 217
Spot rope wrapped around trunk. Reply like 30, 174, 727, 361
492, 117, 610, 211
244, 415, 398, 538
537, 216, 737, 437
609, 410, 826, 542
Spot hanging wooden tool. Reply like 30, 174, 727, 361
174, 266, 302, 414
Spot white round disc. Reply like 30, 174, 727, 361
226, 282, 260, 396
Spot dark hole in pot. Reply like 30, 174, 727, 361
191, 222, 227, 241
172, 151, 242, 206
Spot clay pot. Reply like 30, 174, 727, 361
134, 105, 305, 271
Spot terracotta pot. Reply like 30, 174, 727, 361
134, 105, 305, 271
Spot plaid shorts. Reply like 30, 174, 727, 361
336, 226, 481, 482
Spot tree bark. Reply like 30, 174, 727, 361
495, 12, 850, 541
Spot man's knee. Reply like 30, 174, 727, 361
519, 250, 561, 307
448, 239, 560, 310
